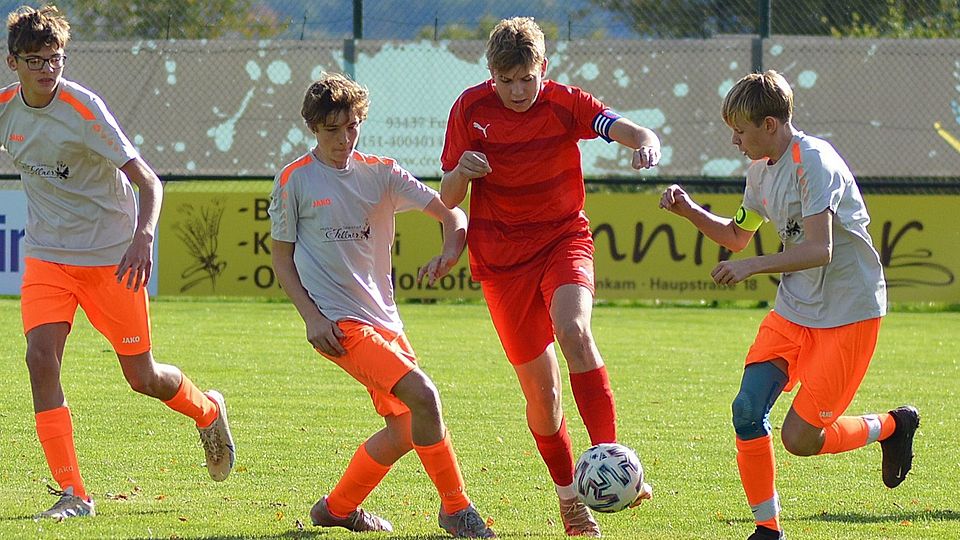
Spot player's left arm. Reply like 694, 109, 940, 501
115, 157, 162, 291
608, 117, 661, 169
417, 197, 467, 286
711, 209, 833, 285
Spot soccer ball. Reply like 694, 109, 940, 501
574, 443, 644, 513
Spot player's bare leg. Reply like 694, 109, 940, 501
118, 351, 181, 400
120, 351, 234, 481
26, 322, 94, 519
25, 322, 69, 412
393, 369, 495, 538
551, 284, 617, 446
514, 350, 599, 536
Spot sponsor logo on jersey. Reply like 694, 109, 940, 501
312, 198, 332, 207
121, 336, 141, 344
8, 133, 24, 143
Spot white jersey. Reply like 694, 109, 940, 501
742, 130, 886, 328
0, 79, 140, 266
269, 150, 437, 334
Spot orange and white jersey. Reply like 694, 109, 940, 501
0, 79, 140, 266
741, 130, 886, 328
269, 150, 437, 333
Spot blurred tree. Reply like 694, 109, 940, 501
66, 0, 287, 39
830, 0, 960, 38
590, 0, 960, 38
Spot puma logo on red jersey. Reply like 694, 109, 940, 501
472, 122, 490, 138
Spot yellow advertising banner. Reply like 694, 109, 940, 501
158, 183, 960, 303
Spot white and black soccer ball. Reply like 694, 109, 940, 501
574, 443, 644, 513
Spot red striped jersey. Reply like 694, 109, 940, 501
441, 79, 618, 279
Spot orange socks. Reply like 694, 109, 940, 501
819, 413, 895, 454
327, 442, 392, 518
570, 367, 617, 445
414, 431, 471, 515
531, 416, 575, 488
162, 374, 218, 428
35, 407, 87, 500
736, 435, 780, 532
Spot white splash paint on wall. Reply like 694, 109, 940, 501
580, 63, 600, 81
718, 78, 734, 98
246, 61, 262, 81
207, 88, 256, 152
267, 60, 292, 84
165, 59, 176, 85
797, 70, 817, 88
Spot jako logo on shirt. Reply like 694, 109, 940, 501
122, 336, 141, 344
8, 133, 24, 142
312, 198, 332, 207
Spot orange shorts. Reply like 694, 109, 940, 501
481, 234, 595, 365
317, 320, 418, 417
745, 310, 881, 427
21, 257, 152, 356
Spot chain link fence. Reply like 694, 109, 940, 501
0, 0, 957, 186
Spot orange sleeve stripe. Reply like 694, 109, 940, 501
355, 150, 397, 168
0, 85, 19, 104
279, 154, 313, 187
791, 142, 802, 164
58, 89, 96, 121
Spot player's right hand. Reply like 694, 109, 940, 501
659, 184, 693, 215
455, 151, 492, 180
306, 313, 346, 357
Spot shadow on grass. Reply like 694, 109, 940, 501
803, 508, 960, 524
121, 528, 560, 540
0, 507, 177, 522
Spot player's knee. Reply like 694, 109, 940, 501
732, 391, 770, 440
395, 372, 441, 414
24, 346, 58, 375
780, 426, 820, 456
554, 319, 591, 351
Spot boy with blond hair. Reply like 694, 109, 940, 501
270, 72, 494, 538
659, 70, 918, 540
440, 16, 657, 537
1, 4, 234, 520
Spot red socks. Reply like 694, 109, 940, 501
570, 367, 617, 444
531, 417, 576, 487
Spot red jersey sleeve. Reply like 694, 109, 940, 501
570, 86, 620, 143
441, 92, 473, 172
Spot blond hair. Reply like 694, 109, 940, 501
721, 70, 793, 127
7, 4, 70, 55
301, 72, 370, 132
486, 17, 545, 73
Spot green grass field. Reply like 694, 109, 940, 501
0, 298, 957, 539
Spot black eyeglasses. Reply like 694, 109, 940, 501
15, 54, 66, 71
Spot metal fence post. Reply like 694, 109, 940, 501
753, 0, 771, 72
345, 0, 363, 79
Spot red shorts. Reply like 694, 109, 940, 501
21, 257, 152, 356
745, 310, 881, 427
317, 320, 418, 417
481, 235, 595, 365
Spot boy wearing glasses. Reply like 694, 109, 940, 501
2, 5, 235, 519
